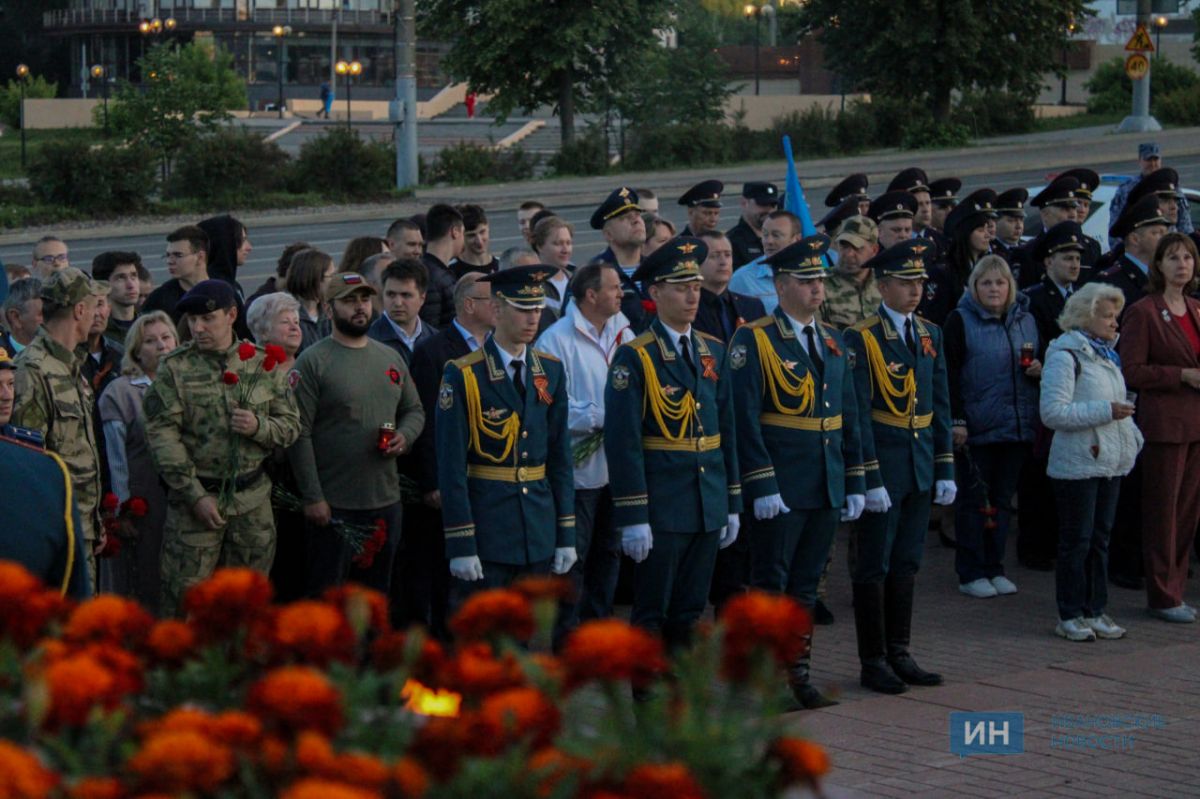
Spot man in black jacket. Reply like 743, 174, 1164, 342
418, 204, 464, 329
694, 231, 766, 343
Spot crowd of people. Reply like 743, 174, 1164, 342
1, 139, 1198, 705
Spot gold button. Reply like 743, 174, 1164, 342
697, 436, 705, 450
517, 466, 529, 481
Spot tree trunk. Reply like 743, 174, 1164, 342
558, 67, 576, 148
931, 85, 953, 122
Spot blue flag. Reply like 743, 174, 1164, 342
782, 135, 817, 237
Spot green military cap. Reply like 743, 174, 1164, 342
632, 236, 707, 285
835, 215, 879, 249
40, 267, 105, 307
323, 272, 377, 303
765, 234, 831, 279
480, 264, 552, 309
865, 239, 933, 280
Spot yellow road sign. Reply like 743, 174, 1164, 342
1125, 23, 1155, 52
1125, 53, 1150, 80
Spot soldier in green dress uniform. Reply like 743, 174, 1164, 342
436, 265, 577, 595
844, 239, 957, 695
605, 237, 741, 654
728, 233, 866, 709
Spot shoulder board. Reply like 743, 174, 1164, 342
627, 331, 656, 350
851, 315, 880, 332
451, 349, 485, 370
532, 349, 560, 362
914, 314, 935, 326
0, 433, 49, 455
744, 315, 774, 329
695, 330, 722, 344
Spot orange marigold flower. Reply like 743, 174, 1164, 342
528, 747, 590, 798
126, 730, 235, 794
143, 619, 196, 667
478, 686, 561, 749
526, 652, 565, 689
561, 619, 667, 689
2, 586, 71, 650
258, 735, 290, 775
719, 591, 811, 682
39, 652, 127, 729
512, 575, 573, 602
330, 751, 389, 792
449, 589, 534, 642
769, 737, 830, 784
321, 584, 390, 638
74, 643, 144, 698
279, 778, 382, 799
391, 758, 429, 798
272, 601, 356, 666
370, 631, 444, 682
247, 666, 344, 736
211, 711, 262, 750
408, 717, 464, 780
63, 595, 153, 648
623, 763, 707, 799
295, 730, 337, 772
137, 707, 212, 739
441, 642, 525, 697
67, 777, 125, 799
183, 568, 273, 643
0, 740, 59, 798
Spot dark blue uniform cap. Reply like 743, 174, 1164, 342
678, 179, 724, 208
765, 234, 831, 279
590, 186, 643, 230
995, 187, 1029, 216
887, 167, 931, 194
1034, 221, 1087, 261
1059, 168, 1100, 199
742, 181, 780, 205
943, 188, 998, 239
632, 236, 707, 285
868, 190, 918, 222
1127, 167, 1180, 207
928, 177, 962, 205
1030, 175, 1081, 209
1109, 195, 1170, 240
175, 279, 237, 316
865, 238, 933, 280
818, 197, 862, 232
824, 172, 869, 207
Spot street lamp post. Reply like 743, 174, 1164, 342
90, 65, 109, 137
744, 4, 761, 96
1153, 15, 1167, 59
335, 60, 362, 131
1059, 21, 1075, 106
16, 64, 29, 169
272, 25, 292, 118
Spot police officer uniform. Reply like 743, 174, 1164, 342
1058, 168, 1103, 267
844, 239, 955, 695
729, 235, 865, 709
991, 188, 1029, 266
727, 181, 779, 268
1097, 195, 1171, 312
824, 173, 870, 212
926, 177, 961, 244
592, 187, 653, 333
678, 180, 725, 237
1025, 221, 1086, 358
605, 237, 741, 652
436, 266, 576, 592
1013, 175, 1083, 288
818, 197, 863, 237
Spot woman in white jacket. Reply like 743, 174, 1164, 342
1040, 283, 1144, 642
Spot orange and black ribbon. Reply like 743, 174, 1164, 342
533, 374, 553, 405
700, 355, 719, 382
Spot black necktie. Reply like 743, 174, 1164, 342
803, 325, 825, 378
904, 318, 917, 355
679, 335, 696, 374
512, 359, 526, 401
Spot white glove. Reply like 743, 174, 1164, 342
864, 486, 892, 514
841, 493, 866, 522
719, 514, 741, 549
934, 480, 957, 506
621, 524, 653, 563
551, 546, 578, 575
753, 493, 791, 521
449, 555, 484, 581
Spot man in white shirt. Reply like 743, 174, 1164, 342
536, 262, 637, 650
728, 210, 804, 314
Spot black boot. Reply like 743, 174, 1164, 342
884, 573, 943, 686
788, 633, 838, 710
852, 582, 907, 695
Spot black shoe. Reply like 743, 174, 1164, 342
813, 599, 835, 626
888, 653, 943, 686
791, 682, 839, 709
1109, 572, 1144, 590
1019, 557, 1054, 572
860, 660, 908, 695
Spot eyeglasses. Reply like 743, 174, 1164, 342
163, 250, 196, 261
35, 254, 69, 265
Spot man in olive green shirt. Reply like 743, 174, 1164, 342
819, 216, 882, 331
289, 272, 425, 595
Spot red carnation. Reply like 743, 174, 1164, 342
238, 342, 257, 361
641, 299, 657, 315
123, 496, 149, 518
101, 493, 120, 512
222, 371, 239, 386
265, 344, 287, 363
262, 356, 278, 373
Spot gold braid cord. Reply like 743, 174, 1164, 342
754, 327, 814, 416
859, 328, 916, 417
636, 347, 695, 442
462, 365, 519, 464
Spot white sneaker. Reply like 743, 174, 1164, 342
1083, 614, 1126, 639
959, 578, 998, 598
990, 575, 1018, 595
1056, 618, 1097, 642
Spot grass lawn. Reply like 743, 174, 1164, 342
0, 127, 100, 181
1031, 110, 1123, 132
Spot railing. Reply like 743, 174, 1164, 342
44, 7, 390, 28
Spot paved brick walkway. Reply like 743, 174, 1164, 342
788, 528, 1200, 797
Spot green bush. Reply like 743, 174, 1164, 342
549, 126, 610, 176
772, 105, 841, 158
624, 123, 741, 170
854, 96, 910, 148
1085, 56, 1200, 115
833, 101, 880, 153
27, 140, 156, 214
952, 90, 1036, 137
0, 76, 58, 129
1157, 86, 1200, 125
900, 118, 971, 150
289, 127, 394, 198
167, 128, 289, 204
427, 141, 539, 185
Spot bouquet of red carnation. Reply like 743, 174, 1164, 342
271, 486, 387, 563
352, 519, 389, 569
218, 342, 288, 509
95, 492, 150, 558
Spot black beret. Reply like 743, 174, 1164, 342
175, 279, 237, 316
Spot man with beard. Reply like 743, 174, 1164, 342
726, 181, 779, 268
290, 272, 425, 596
436, 265, 577, 597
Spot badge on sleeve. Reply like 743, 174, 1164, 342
730, 344, 747, 370
438, 381, 454, 410
847, 348, 857, 369
611, 365, 630, 391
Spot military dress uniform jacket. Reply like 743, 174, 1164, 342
1023, 276, 1070, 360
729, 309, 865, 511
436, 337, 575, 565
844, 311, 954, 495
143, 341, 301, 514
604, 319, 741, 533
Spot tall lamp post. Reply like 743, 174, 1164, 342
90, 65, 109, 137
272, 25, 292, 118
743, 4, 761, 96
1153, 15, 1167, 60
335, 60, 362, 131
1059, 21, 1075, 106
15, 64, 30, 169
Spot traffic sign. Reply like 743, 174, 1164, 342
1125, 53, 1150, 80
1125, 24, 1155, 52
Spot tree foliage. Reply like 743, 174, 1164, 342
797, 0, 1089, 120
1084, 56, 1200, 116
106, 41, 247, 179
419, 0, 674, 147
0, 75, 58, 129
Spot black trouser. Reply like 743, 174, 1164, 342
392, 502, 450, 640
1108, 458, 1144, 582
955, 443, 1027, 583
631, 530, 719, 654
552, 486, 621, 651
1053, 477, 1120, 620
304, 501, 403, 596
749, 508, 840, 607
708, 514, 751, 612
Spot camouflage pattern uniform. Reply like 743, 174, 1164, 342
820, 270, 883, 331
143, 340, 300, 615
11, 269, 106, 588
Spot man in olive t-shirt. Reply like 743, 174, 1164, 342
288, 273, 425, 595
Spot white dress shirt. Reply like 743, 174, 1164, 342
452, 319, 482, 352
784, 311, 823, 360
385, 314, 425, 353
493, 339, 527, 385
881, 303, 915, 343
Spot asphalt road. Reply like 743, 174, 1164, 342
4, 155, 1200, 291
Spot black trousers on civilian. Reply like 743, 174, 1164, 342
955, 443, 1027, 583
1107, 458, 1144, 582
552, 486, 621, 651
1016, 449, 1059, 566
304, 501, 402, 597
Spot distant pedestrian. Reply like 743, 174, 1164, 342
320, 81, 333, 119
465, 91, 477, 119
